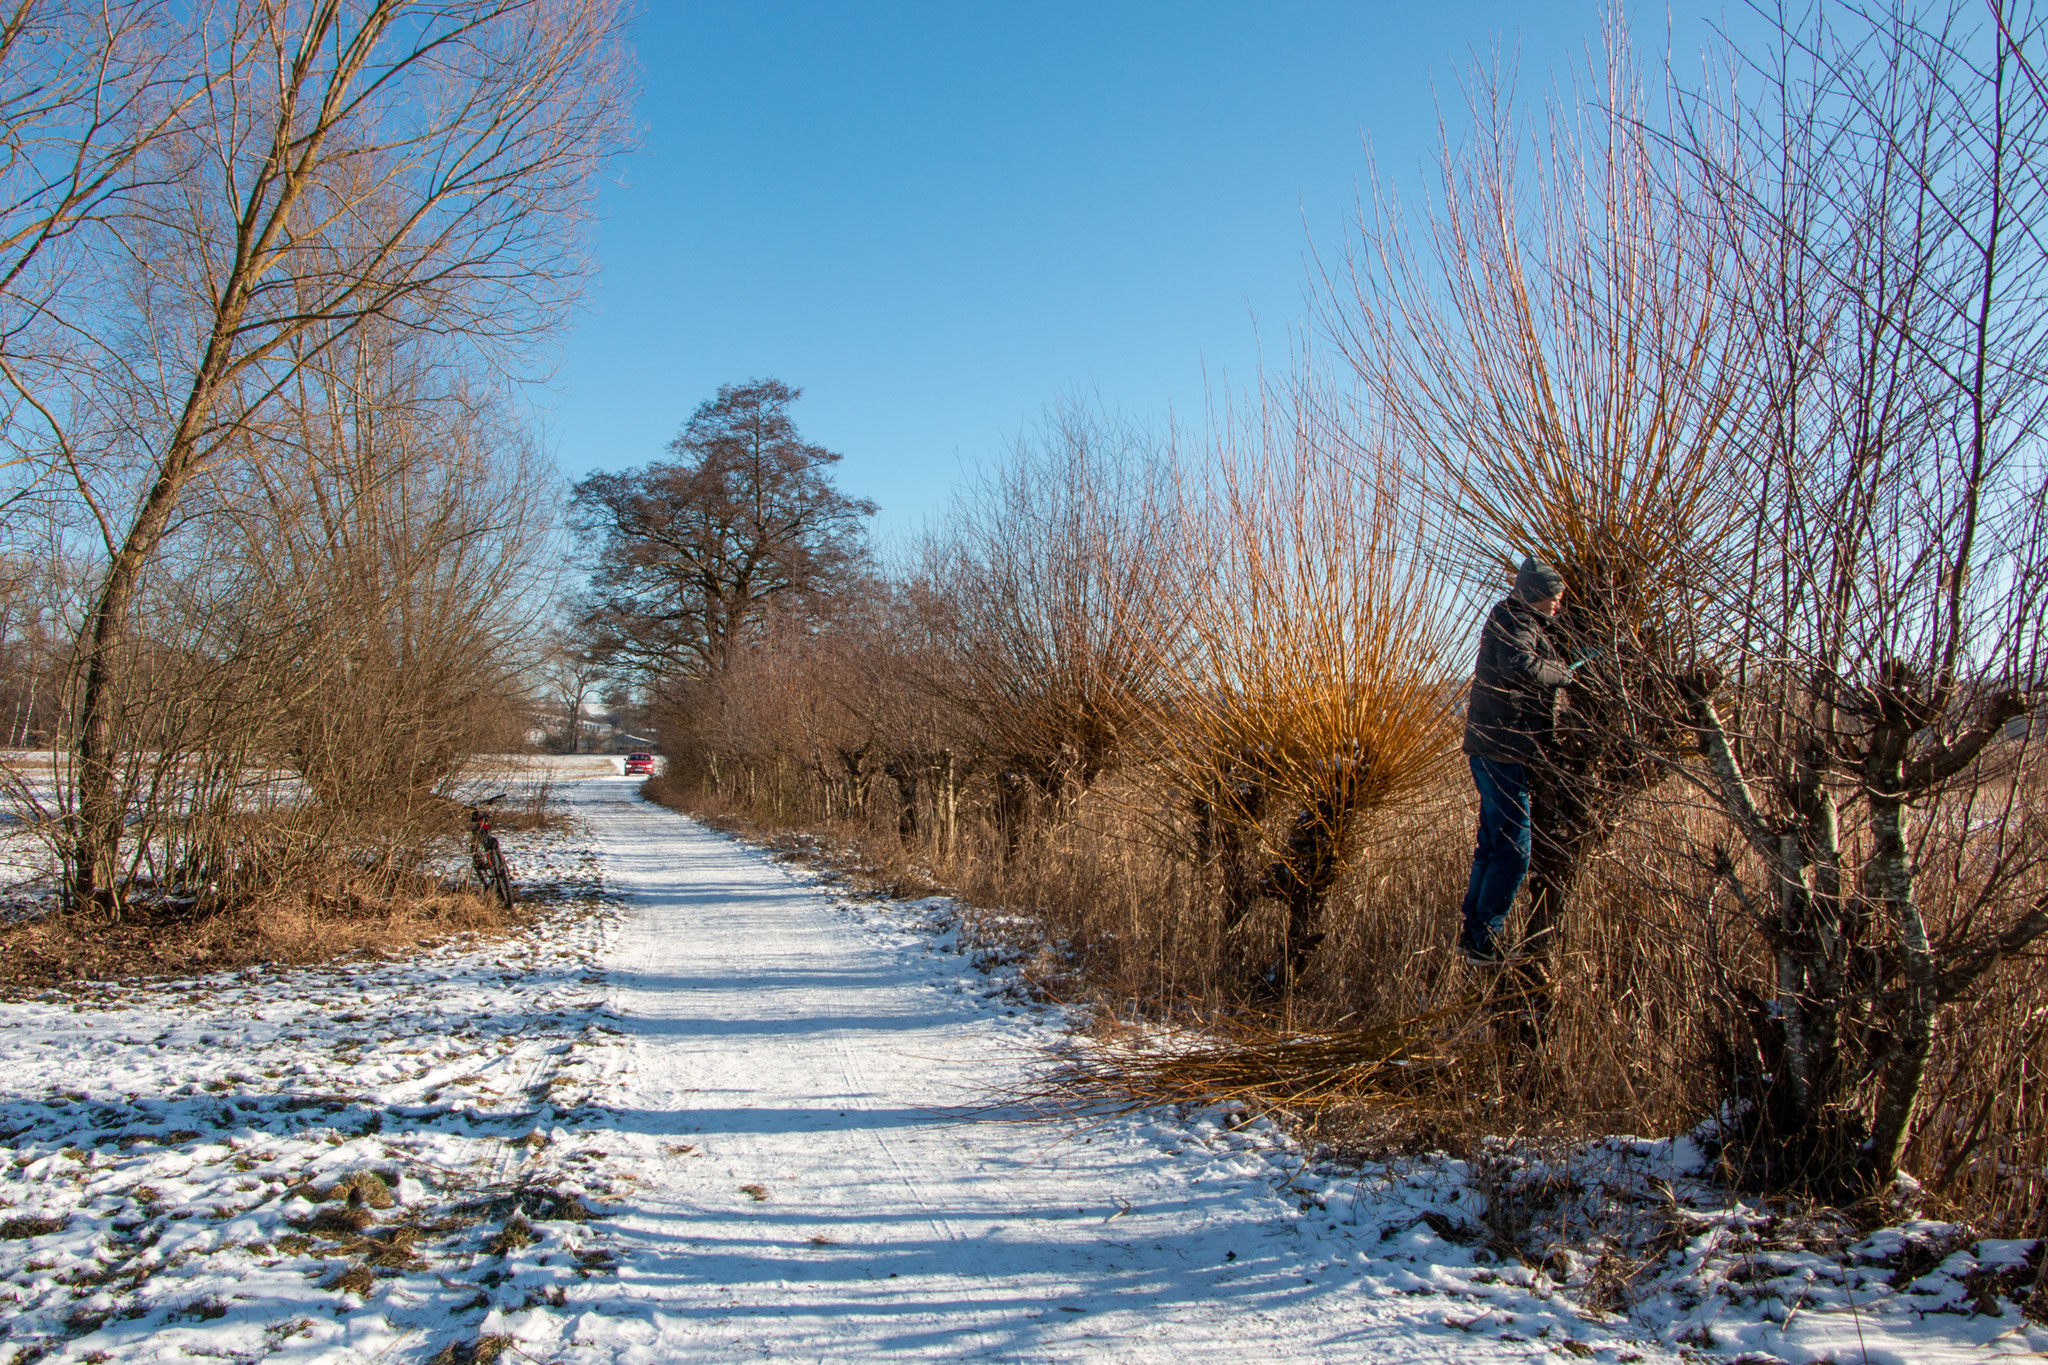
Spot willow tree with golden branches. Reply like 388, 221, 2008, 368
1322, 29, 1758, 1010
1156, 374, 1460, 995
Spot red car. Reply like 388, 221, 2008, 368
623, 752, 655, 775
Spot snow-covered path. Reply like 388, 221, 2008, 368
555, 777, 1629, 1363
5, 777, 2031, 1362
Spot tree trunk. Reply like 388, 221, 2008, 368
1866, 794, 1936, 1183
1514, 771, 1604, 1037
1772, 835, 1827, 1132
994, 767, 1031, 859
70, 455, 210, 913
1257, 800, 1339, 996
1510, 755, 1631, 1041
938, 750, 957, 858
1193, 770, 1264, 942
886, 759, 919, 842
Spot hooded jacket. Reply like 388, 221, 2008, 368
1462, 595, 1572, 761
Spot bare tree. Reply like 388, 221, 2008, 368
568, 378, 875, 684
0, 547, 67, 746
1663, 0, 2048, 1192
0, 0, 199, 498
2, 311, 557, 908
861, 582, 976, 852
923, 401, 1179, 845
18, 0, 629, 911
539, 626, 607, 754
247, 325, 556, 828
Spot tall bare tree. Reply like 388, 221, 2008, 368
1664, 0, 2048, 1192
569, 378, 875, 685
539, 626, 607, 754
18, 0, 629, 911
0, 0, 200, 495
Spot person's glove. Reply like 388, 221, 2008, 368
1568, 648, 1605, 671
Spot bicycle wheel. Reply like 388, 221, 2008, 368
485, 838, 515, 909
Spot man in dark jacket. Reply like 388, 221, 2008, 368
1457, 557, 1574, 963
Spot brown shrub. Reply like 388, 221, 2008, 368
0, 878, 522, 990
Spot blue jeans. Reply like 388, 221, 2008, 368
1460, 754, 1531, 954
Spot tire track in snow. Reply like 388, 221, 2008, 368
827, 1024, 971, 1251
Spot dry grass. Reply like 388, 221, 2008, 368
0, 878, 525, 990
325, 1264, 376, 1297
1024, 1010, 1471, 1119
460, 767, 576, 834
0, 777, 566, 989
429, 1336, 514, 1365
483, 1214, 536, 1257
297, 1172, 397, 1209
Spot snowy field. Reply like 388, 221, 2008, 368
0, 776, 2039, 1362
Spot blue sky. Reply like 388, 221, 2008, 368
541, 1, 1742, 548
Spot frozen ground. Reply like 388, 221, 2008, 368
0, 776, 2039, 1363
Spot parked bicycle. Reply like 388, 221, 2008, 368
469, 793, 516, 909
